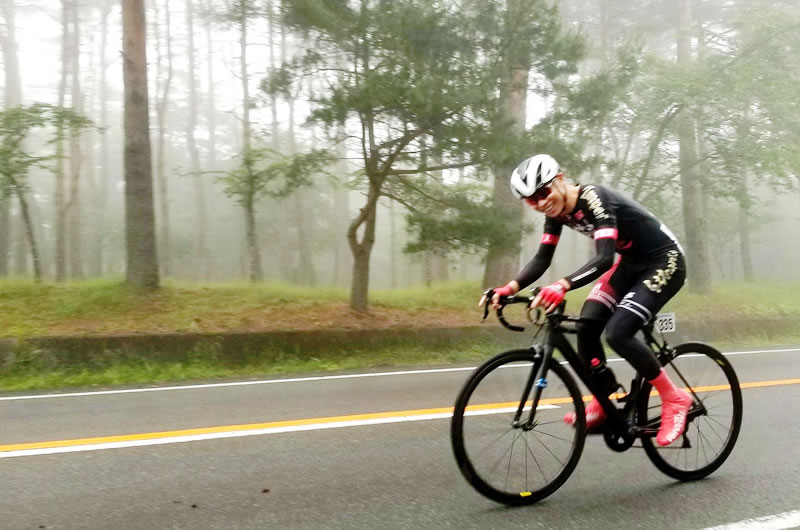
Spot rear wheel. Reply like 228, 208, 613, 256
638, 342, 742, 480
451, 349, 586, 505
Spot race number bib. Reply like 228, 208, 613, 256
655, 312, 676, 333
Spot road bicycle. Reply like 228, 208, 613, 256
451, 290, 743, 506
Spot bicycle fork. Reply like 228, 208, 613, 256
511, 343, 550, 431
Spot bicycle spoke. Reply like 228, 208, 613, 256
696, 427, 711, 467
531, 427, 575, 444
532, 431, 566, 467
504, 433, 519, 490
525, 434, 547, 485
701, 417, 727, 443
704, 415, 733, 436
488, 430, 520, 477
472, 427, 516, 460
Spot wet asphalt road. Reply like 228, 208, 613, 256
0, 345, 798, 529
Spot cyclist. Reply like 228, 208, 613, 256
481, 154, 691, 446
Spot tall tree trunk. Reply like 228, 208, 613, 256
482, 0, 529, 288
430, 153, 448, 283
677, 0, 711, 294
347, 16, 382, 313
85, 122, 99, 277
67, 1, 83, 279
239, 4, 261, 282
185, 0, 208, 279
55, 0, 71, 281
348, 180, 380, 313
96, 0, 112, 276
14, 188, 42, 281
0, 0, 23, 276
737, 171, 754, 282
389, 199, 397, 288
268, 0, 278, 137
332, 124, 350, 287
243, 191, 261, 283
3, 171, 42, 281
203, 3, 217, 274
154, 0, 174, 276
288, 72, 316, 285
423, 253, 432, 287
122, 0, 160, 289
482, 65, 527, 288
12, 199, 27, 275
205, 0, 216, 169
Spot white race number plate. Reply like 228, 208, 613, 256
654, 312, 676, 333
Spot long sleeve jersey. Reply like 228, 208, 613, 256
514, 184, 684, 291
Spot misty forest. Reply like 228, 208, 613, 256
2, 0, 800, 314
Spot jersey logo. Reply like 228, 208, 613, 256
581, 186, 610, 220
643, 250, 680, 293
616, 239, 632, 250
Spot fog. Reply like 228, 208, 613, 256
2, 0, 799, 296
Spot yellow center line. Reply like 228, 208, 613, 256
1, 378, 798, 453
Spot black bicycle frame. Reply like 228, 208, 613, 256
509, 306, 705, 440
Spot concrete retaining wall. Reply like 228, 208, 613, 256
0, 317, 795, 370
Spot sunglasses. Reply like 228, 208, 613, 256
527, 184, 553, 202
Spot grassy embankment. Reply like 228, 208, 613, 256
0, 278, 797, 390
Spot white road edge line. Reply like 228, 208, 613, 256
0, 405, 558, 459
1, 347, 797, 402
702, 509, 800, 530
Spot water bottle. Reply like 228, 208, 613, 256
590, 357, 619, 396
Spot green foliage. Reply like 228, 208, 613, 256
399, 179, 530, 255
217, 147, 335, 206
0, 103, 92, 196
272, 0, 586, 176
267, 0, 589, 273
588, 1, 800, 210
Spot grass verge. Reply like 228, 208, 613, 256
2, 333, 798, 392
0, 277, 799, 337
0, 336, 504, 392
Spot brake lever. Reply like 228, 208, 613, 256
480, 289, 493, 323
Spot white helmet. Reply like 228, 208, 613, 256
509, 154, 560, 199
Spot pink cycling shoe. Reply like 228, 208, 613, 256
564, 396, 607, 429
650, 369, 693, 446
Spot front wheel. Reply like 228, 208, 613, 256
638, 342, 743, 480
451, 349, 586, 505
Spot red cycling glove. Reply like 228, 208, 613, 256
493, 284, 515, 297
539, 282, 566, 308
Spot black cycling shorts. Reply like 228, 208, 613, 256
585, 249, 686, 324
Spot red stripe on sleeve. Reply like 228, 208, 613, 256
593, 228, 618, 240
540, 233, 560, 245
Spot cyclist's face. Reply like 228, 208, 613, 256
526, 175, 565, 217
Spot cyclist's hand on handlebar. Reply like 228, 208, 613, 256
531, 281, 569, 313
479, 282, 518, 309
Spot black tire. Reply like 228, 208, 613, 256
638, 342, 743, 481
451, 349, 586, 505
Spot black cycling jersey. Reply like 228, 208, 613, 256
514, 184, 684, 291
